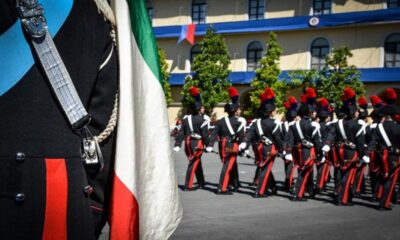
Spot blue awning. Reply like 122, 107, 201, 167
169, 68, 400, 86
154, 8, 400, 38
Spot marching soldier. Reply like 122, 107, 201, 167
207, 86, 246, 194
374, 88, 400, 210
314, 97, 333, 195
243, 88, 283, 198
352, 97, 370, 196
369, 95, 385, 201
327, 88, 370, 206
286, 88, 324, 201
282, 96, 298, 190
174, 87, 209, 191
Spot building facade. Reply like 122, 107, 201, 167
148, 0, 400, 125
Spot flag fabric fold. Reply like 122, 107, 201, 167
109, 0, 182, 239
177, 23, 196, 45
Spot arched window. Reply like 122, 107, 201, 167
249, 0, 265, 20
310, 38, 329, 70
385, 33, 400, 68
313, 0, 332, 15
145, 0, 154, 22
190, 44, 202, 64
247, 41, 263, 71
192, 0, 207, 24
387, 0, 400, 8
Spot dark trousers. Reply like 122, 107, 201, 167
293, 146, 315, 199
218, 155, 238, 192
184, 138, 204, 189
337, 165, 357, 205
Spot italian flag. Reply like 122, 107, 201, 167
109, 0, 182, 239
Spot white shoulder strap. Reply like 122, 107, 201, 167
311, 121, 321, 137
296, 121, 304, 140
272, 119, 280, 134
356, 120, 366, 137
188, 115, 194, 133
224, 117, 235, 136
237, 117, 246, 133
338, 119, 347, 140
256, 119, 264, 136
378, 123, 392, 148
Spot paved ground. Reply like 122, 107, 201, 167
170, 147, 400, 240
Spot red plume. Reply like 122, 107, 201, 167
229, 86, 239, 98
305, 87, 317, 98
263, 88, 275, 99
189, 86, 200, 97
318, 97, 329, 107
358, 97, 368, 107
288, 96, 297, 105
300, 94, 307, 104
283, 101, 291, 110
384, 88, 397, 100
260, 92, 268, 102
370, 95, 383, 106
343, 87, 355, 100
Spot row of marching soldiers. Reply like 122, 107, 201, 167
173, 85, 400, 210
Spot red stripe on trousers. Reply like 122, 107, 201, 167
385, 168, 400, 208
342, 167, 357, 205
187, 140, 203, 188
42, 159, 68, 240
188, 160, 200, 188
356, 165, 367, 193
297, 148, 315, 198
109, 175, 139, 240
259, 161, 274, 195
221, 142, 238, 192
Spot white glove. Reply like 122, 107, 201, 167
362, 156, 370, 164
239, 142, 247, 151
206, 147, 214, 153
322, 145, 330, 153
244, 150, 250, 156
285, 154, 293, 161
320, 157, 326, 164
173, 146, 180, 152
282, 151, 286, 156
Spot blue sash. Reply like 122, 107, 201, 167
0, 0, 73, 96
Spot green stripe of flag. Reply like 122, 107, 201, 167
127, 0, 162, 84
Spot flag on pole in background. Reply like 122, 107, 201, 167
110, 0, 182, 239
177, 23, 196, 45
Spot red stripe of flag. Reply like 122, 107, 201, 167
109, 174, 140, 240
186, 24, 196, 45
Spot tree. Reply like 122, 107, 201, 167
181, 27, 231, 114
316, 46, 365, 108
244, 32, 283, 118
181, 75, 199, 110
158, 47, 173, 107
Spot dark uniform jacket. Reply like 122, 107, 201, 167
327, 118, 367, 158
246, 118, 284, 151
0, 1, 117, 239
209, 116, 246, 147
174, 114, 210, 148
286, 117, 323, 152
374, 120, 400, 174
